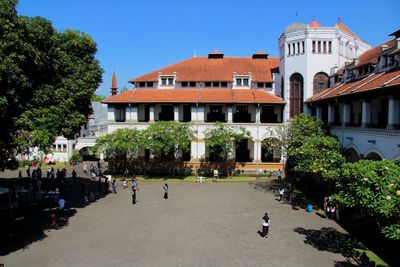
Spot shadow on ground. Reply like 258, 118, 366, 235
293, 227, 362, 259
250, 179, 307, 211
0, 175, 110, 256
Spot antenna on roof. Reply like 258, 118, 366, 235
193, 50, 197, 58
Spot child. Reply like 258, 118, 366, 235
163, 184, 168, 200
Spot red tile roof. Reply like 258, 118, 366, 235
335, 19, 359, 38
103, 89, 284, 104
306, 69, 400, 103
129, 56, 279, 83
355, 39, 395, 67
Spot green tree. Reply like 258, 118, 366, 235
290, 135, 345, 180
142, 121, 195, 160
330, 160, 400, 240
204, 122, 251, 162
91, 94, 106, 102
95, 128, 143, 159
0, 0, 103, 170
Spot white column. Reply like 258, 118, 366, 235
256, 106, 261, 123
387, 96, 400, 129
107, 106, 115, 121
328, 105, 335, 124
197, 106, 205, 122
227, 106, 233, 123
342, 103, 350, 127
253, 140, 262, 162
149, 105, 155, 122
316, 106, 322, 121
174, 105, 179, 121
361, 100, 371, 127
131, 105, 138, 122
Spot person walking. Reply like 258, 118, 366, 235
278, 187, 285, 202
261, 213, 270, 238
163, 183, 169, 200
132, 186, 137, 205
277, 169, 282, 181
26, 166, 31, 179
112, 179, 117, 194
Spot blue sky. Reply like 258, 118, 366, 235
17, 0, 399, 97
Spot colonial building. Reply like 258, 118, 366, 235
306, 30, 400, 161
103, 18, 399, 170
103, 53, 286, 171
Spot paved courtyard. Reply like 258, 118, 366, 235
1, 181, 353, 267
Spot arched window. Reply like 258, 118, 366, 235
313, 72, 329, 95
365, 152, 382, 161
289, 73, 304, 118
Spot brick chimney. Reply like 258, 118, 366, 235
111, 72, 117, 96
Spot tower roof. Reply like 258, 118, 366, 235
335, 18, 359, 38
309, 17, 321, 27
111, 72, 117, 89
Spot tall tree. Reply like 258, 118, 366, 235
0, 0, 103, 169
142, 121, 195, 160
204, 122, 251, 162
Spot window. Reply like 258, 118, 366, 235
257, 82, 264, 88
313, 72, 329, 95
213, 82, 219, 87
265, 82, 272, 88
302, 41, 305, 53
292, 43, 296, 54
388, 56, 394, 67
57, 144, 62, 151
205, 81, 212, 87
317, 41, 321, 53
52, 144, 57, 150
139, 82, 146, 87
297, 42, 300, 54
221, 82, 228, 87
147, 82, 153, 87
63, 144, 67, 151
328, 41, 332, 53
323, 41, 326, 53
288, 43, 291, 55
289, 73, 304, 118
160, 76, 174, 87
115, 107, 126, 122
183, 81, 196, 87
312, 41, 316, 53
234, 76, 251, 87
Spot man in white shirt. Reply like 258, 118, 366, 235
279, 188, 285, 202
261, 213, 270, 238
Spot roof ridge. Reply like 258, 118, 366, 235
351, 73, 384, 93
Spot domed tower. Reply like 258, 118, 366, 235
278, 18, 371, 120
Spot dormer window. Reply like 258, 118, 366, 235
234, 75, 251, 88
159, 75, 175, 87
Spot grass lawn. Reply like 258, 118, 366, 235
18, 162, 71, 170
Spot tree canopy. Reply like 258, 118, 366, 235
0, 0, 103, 169
205, 122, 251, 162
142, 121, 195, 160
331, 160, 400, 240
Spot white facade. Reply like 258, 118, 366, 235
278, 22, 371, 119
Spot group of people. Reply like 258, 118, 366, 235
277, 183, 293, 203
128, 175, 169, 205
